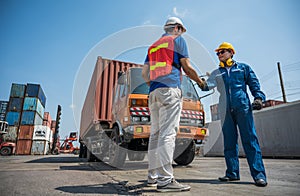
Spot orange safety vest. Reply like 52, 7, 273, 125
148, 35, 177, 80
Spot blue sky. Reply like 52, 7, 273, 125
1, 0, 299, 138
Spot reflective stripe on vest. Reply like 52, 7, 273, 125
148, 35, 176, 80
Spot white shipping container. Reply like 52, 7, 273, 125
31, 140, 49, 155
32, 125, 51, 141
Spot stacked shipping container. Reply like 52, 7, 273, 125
31, 112, 53, 155
4, 83, 51, 155
0, 101, 8, 121
5, 84, 26, 145
6, 84, 26, 127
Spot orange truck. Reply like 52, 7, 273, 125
79, 56, 208, 167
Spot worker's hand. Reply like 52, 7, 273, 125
197, 78, 207, 90
252, 98, 263, 110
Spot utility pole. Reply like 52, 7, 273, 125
277, 62, 287, 103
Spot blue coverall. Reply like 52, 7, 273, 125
204, 61, 267, 181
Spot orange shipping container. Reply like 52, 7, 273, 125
16, 139, 32, 155
80, 56, 143, 138
43, 112, 52, 128
18, 125, 34, 139
51, 120, 56, 129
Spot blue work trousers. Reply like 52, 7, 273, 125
221, 108, 267, 181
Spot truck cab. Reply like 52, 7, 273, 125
79, 57, 209, 168
110, 67, 208, 166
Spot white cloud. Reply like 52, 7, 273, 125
142, 20, 151, 25
172, 7, 188, 18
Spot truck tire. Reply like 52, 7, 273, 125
86, 149, 97, 162
128, 151, 145, 161
108, 127, 127, 168
174, 140, 195, 166
0, 147, 12, 156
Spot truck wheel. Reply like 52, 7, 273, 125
86, 149, 97, 162
108, 127, 127, 168
174, 140, 195, 166
128, 151, 145, 161
0, 147, 12, 156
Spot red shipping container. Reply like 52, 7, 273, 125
18, 125, 34, 139
80, 57, 143, 138
16, 139, 32, 155
51, 120, 56, 129
43, 112, 52, 128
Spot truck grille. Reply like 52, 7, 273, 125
130, 107, 204, 127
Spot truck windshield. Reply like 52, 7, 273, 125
181, 76, 199, 101
130, 68, 149, 95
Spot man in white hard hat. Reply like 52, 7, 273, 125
142, 16, 205, 192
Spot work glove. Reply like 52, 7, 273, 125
252, 98, 263, 110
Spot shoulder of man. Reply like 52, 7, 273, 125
235, 61, 251, 68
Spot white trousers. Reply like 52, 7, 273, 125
148, 87, 182, 186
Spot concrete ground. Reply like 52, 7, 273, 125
0, 154, 299, 195
98, 155, 300, 195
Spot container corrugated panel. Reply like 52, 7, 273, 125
3, 126, 18, 142
0, 101, 8, 114
51, 120, 56, 129
42, 112, 52, 128
25, 83, 46, 107
31, 140, 48, 155
80, 56, 143, 137
42, 120, 51, 128
32, 125, 51, 141
16, 139, 32, 155
8, 97, 24, 112
20, 111, 43, 125
18, 125, 34, 139
5, 111, 21, 126
23, 97, 45, 117
10, 83, 26, 98
43, 112, 51, 121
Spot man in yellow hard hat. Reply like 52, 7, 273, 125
200, 42, 268, 187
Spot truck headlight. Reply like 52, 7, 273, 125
132, 116, 140, 122
141, 116, 149, 122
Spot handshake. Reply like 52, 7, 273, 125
197, 72, 210, 90
197, 78, 207, 90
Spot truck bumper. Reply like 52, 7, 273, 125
177, 126, 209, 140
123, 125, 208, 140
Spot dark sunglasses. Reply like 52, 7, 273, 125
216, 50, 227, 56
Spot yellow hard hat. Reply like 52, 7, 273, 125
215, 42, 235, 54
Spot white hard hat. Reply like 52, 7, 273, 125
164, 17, 186, 32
